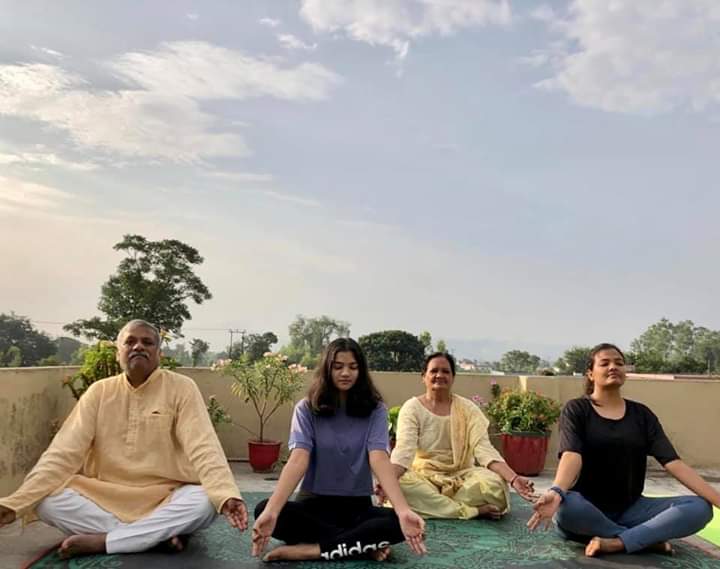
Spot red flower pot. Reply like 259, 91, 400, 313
500, 432, 549, 476
248, 440, 281, 473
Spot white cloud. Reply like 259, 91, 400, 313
186, 12, 199, 21
0, 151, 98, 171
30, 45, 65, 59
532, 0, 720, 115
0, 176, 72, 210
299, 0, 511, 60
204, 170, 274, 183
0, 64, 249, 162
109, 41, 340, 101
0, 43, 340, 162
259, 17, 281, 28
277, 34, 318, 51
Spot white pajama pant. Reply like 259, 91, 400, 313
36, 484, 217, 554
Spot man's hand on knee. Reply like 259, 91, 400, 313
221, 498, 248, 531
0, 505, 16, 526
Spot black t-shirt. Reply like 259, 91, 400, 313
558, 397, 679, 513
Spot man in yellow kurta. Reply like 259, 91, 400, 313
0, 319, 247, 558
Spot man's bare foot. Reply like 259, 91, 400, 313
476, 505, 504, 520
59, 534, 107, 559
164, 535, 190, 553
645, 541, 674, 555
368, 546, 391, 561
263, 543, 321, 562
585, 537, 625, 557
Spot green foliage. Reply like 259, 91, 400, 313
64, 341, 122, 400
244, 332, 279, 363
38, 356, 61, 366
206, 395, 232, 431
497, 350, 542, 374
418, 331, 432, 354
218, 354, 306, 442
0, 346, 22, 367
485, 389, 561, 434
435, 339, 448, 353
64, 234, 212, 340
54, 337, 86, 364
190, 338, 210, 367
554, 346, 592, 374
630, 318, 720, 373
387, 405, 401, 440
281, 315, 350, 368
358, 330, 425, 372
0, 312, 56, 366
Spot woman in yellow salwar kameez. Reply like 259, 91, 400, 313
384, 352, 536, 520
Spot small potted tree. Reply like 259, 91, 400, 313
485, 389, 561, 476
217, 353, 306, 472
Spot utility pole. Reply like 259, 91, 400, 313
228, 328, 242, 358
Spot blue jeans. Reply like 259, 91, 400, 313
555, 491, 713, 553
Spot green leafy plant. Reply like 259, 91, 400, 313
216, 353, 306, 442
206, 395, 232, 431
64, 341, 122, 400
387, 405, 401, 441
484, 389, 561, 435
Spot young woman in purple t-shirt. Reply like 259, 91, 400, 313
251, 338, 427, 562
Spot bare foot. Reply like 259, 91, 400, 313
368, 546, 391, 561
585, 537, 625, 557
476, 505, 504, 520
59, 534, 107, 559
263, 544, 321, 562
165, 535, 190, 553
645, 541, 674, 555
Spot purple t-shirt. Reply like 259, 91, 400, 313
288, 399, 389, 496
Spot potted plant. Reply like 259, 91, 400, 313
485, 388, 561, 476
387, 405, 401, 449
216, 353, 306, 472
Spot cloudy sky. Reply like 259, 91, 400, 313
2, 0, 719, 359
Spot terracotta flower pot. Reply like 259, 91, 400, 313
500, 432, 549, 476
248, 440, 281, 473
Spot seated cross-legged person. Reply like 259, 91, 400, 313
528, 343, 717, 557
382, 352, 536, 520
0, 320, 247, 558
251, 338, 426, 562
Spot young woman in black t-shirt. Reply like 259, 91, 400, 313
527, 343, 717, 557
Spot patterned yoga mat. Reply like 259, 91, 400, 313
26, 493, 720, 569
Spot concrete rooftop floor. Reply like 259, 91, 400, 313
1, 463, 718, 568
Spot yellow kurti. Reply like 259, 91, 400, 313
390, 395, 509, 519
0, 369, 241, 523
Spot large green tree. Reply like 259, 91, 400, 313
0, 313, 56, 366
64, 235, 212, 340
190, 338, 210, 367
497, 350, 542, 374
281, 315, 350, 367
555, 346, 592, 374
358, 330, 425, 372
54, 337, 86, 364
630, 318, 720, 373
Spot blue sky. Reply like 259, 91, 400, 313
2, 0, 719, 359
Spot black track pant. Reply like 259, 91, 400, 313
255, 494, 405, 561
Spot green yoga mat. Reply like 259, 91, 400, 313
698, 506, 720, 547
27, 493, 720, 569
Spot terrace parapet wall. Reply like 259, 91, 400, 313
1, 367, 718, 496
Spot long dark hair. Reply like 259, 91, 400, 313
307, 338, 383, 417
584, 343, 625, 395
422, 351, 456, 376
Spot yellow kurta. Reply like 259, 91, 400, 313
0, 369, 241, 523
390, 395, 509, 519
